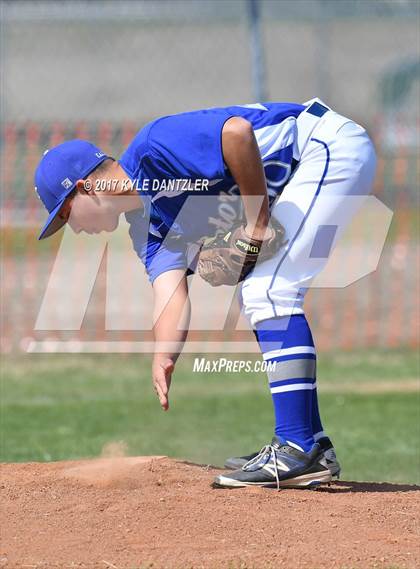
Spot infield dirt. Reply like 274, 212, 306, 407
1, 456, 419, 569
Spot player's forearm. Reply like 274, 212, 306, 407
152, 270, 190, 364
222, 117, 270, 239
153, 318, 189, 364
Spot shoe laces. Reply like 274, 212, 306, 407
242, 443, 281, 491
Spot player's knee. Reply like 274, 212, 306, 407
241, 284, 303, 327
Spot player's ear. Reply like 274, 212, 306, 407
75, 179, 91, 194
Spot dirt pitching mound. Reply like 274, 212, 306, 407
1, 457, 419, 569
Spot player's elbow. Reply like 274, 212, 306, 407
222, 117, 254, 145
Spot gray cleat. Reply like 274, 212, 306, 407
224, 436, 341, 478
215, 437, 332, 489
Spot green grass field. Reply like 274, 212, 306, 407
1, 349, 419, 484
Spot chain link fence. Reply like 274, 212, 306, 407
1, 0, 419, 352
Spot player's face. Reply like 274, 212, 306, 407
60, 191, 120, 235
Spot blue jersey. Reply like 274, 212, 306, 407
120, 102, 305, 283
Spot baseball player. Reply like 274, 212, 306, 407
34, 99, 376, 489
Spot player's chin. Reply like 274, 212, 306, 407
101, 217, 120, 233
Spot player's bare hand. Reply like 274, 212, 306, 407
244, 222, 273, 242
152, 357, 174, 411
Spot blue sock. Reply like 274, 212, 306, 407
255, 314, 318, 453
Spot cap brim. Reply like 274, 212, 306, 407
38, 190, 73, 240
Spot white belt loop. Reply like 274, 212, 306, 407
302, 97, 332, 109
294, 98, 352, 160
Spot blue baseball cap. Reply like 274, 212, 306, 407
35, 139, 110, 240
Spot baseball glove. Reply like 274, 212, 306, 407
198, 218, 287, 286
